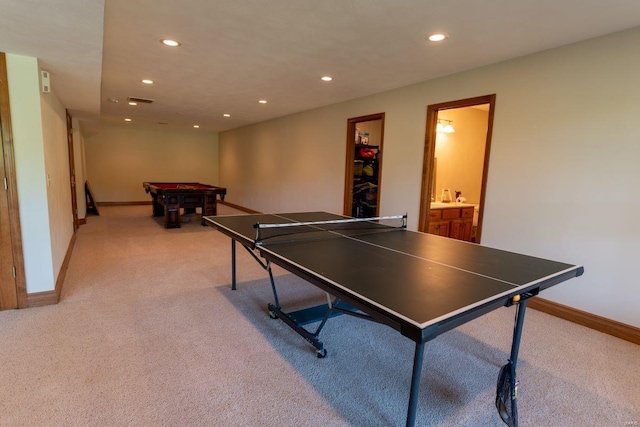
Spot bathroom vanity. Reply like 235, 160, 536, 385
427, 203, 476, 241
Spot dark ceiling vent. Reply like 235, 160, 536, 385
128, 96, 154, 104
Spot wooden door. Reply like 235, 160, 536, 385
0, 52, 27, 309
66, 110, 78, 230
0, 55, 17, 309
0, 114, 17, 309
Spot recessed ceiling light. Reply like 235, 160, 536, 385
427, 33, 448, 42
142, 79, 154, 85
223, 113, 231, 118
193, 125, 200, 128
321, 76, 333, 82
258, 99, 267, 104
128, 102, 137, 106
124, 118, 132, 122
161, 39, 181, 47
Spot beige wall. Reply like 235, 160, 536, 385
219, 27, 640, 327
435, 107, 488, 204
6, 54, 73, 294
84, 123, 220, 202
219, 109, 347, 211
39, 64, 74, 283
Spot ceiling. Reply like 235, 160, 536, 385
1, 1, 640, 132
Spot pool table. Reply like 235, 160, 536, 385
143, 182, 227, 229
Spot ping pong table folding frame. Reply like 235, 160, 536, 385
205, 213, 583, 427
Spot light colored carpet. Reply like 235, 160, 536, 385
0, 205, 638, 426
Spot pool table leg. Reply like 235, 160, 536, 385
201, 194, 218, 225
151, 194, 164, 217
164, 197, 181, 228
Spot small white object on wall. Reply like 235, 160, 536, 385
41, 70, 51, 93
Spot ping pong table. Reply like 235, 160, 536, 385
204, 212, 583, 426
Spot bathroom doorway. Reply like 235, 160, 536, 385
418, 95, 496, 243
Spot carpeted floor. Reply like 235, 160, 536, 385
0, 205, 638, 426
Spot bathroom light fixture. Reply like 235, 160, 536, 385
223, 113, 231, 117
193, 125, 200, 128
321, 76, 333, 81
437, 119, 455, 133
444, 121, 455, 133
128, 101, 137, 106
142, 79, 154, 85
124, 118, 132, 122
258, 99, 267, 104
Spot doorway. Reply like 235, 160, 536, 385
418, 95, 496, 243
343, 113, 385, 218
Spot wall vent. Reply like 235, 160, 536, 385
128, 96, 154, 104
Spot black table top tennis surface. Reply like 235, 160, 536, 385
206, 212, 583, 342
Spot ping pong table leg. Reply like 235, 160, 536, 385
501, 298, 528, 427
231, 239, 236, 290
510, 299, 528, 370
266, 261, 281, 309
406, 341, 425, 427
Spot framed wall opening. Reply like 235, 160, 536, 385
418, 95, 496, 243
343, 113, 385, 218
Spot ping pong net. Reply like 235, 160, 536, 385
253, 214, 407, 246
